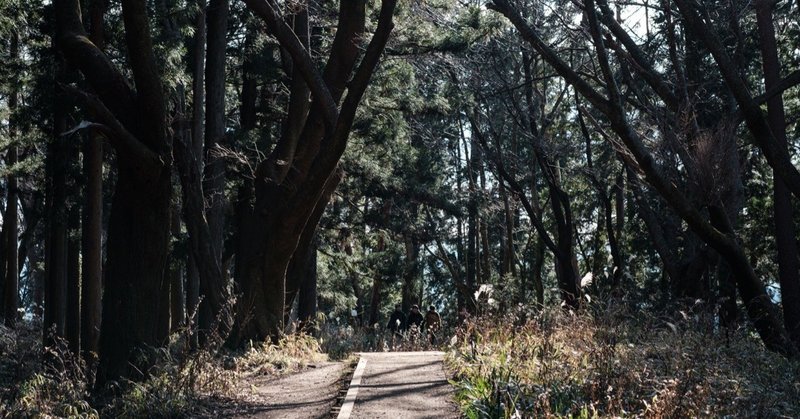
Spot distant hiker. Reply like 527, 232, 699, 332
407, 304, 424, 329
387, 304, 406, 339
425, 305, 441, 344
406, 304, 425, 344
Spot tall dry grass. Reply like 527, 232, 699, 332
447, 302, 800, 418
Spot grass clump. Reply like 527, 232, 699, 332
236, 331, 327, 376
447, 301, 800, 418
0, 324, 98, 418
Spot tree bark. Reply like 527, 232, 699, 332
56, 0, 175, 381
66, 204, 81, 353
3, 31, 20, 327
285, 170, 342, 324
45, 58, 70, 342
81, 0, 105, 363
756, 0, 800, 348
203, 0, 228, 266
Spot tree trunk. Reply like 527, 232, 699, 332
297, 234, 318, 329
756, 0, 800, 348
81, 0, 106, 363
66, 203, 81, 353
3, 32, 19, 326
170, 206, 186, 331
81, 126, 103, 361
285, 171, 341, 324
2, 149, 18, 327
45, 60, 70, 342
203, 0, 228, 266
56, 0, 175, 382
98, 165, 172, 382
402, 235, 419, 311
367, 233, 386, 328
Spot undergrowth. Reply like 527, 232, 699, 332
447, 301, 800, 418
0, 319, 331, 418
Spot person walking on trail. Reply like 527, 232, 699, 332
407, 304, 424, 329
387, 304, 406, 347
406, 304, 424, 343
425, 305, 441, 345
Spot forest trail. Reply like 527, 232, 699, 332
337, 351, 459, 419
194, 361, 346, 418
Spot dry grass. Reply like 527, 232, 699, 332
446, 302, 800, 418
0, 319, 332, 418
0, 323, 97, 418
235, 332, 328, 377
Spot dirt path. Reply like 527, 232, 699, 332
194, 361, 347, 418
341, 351, 459, 419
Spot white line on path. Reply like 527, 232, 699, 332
337, 356, 367, 419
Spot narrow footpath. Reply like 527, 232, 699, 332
337, 351, 459, 419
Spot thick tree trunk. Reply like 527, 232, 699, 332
203, 0, 228, 267
55, 0, 175, 382
82, 0, 106, 363
296, 235, 318, 328
756, 0, 800, 348
81, 133, 103, 360
98, 166, 172, 382
285, 171, 341, 324
45, 67, 70, 342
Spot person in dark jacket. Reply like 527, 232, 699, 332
387, 304, 406, 339
407, 304, 424, 330
425, 305, 442, 344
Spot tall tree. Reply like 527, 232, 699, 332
232, 0, 399, 343
488, 0, 797, 356
55, 0, 175, 381
3, 30, 20, 327
755, 0, 800, 347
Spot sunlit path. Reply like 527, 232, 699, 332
337, 352, 458, 419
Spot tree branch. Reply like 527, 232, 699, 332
243, 0, 338, 129
673, 0, 800, 200
61, 85, 163, 172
